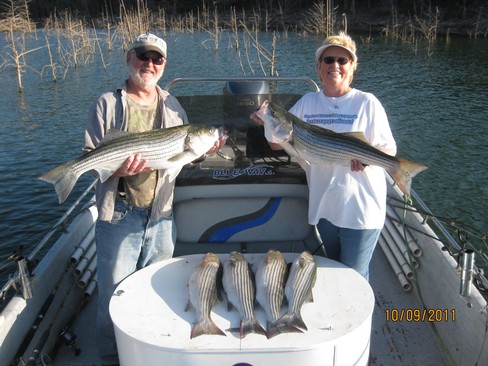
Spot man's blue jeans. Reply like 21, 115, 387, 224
95, 198, 176, 362
316, 218, 381, 280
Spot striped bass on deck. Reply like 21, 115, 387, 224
277, 251, 317, 332
185, 252, 226, 339
39, 124, 226, 203
255, 250, 289, 339
255, 100, 427, 196
222, 251, 266, 339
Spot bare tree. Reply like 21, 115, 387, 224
1, 0, 39, 93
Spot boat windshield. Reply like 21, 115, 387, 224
166, 77, 318, 186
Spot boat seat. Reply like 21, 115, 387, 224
174, 196, 313, 255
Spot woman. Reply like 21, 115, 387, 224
261, 32, 397, 280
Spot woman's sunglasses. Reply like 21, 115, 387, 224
322, 56, 350, 65
136, 52, 165, 65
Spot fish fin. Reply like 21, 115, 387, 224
166, 167, 182, 182
266, 321, 282, 339
247, 261, 256, 290
184, 299, 193, 312
390, 157, 428, 196
191, 319, 226, 339
226, 299, 235, 312
217, 289, 224, 303
97, 129, 130, 147
266, 319, 302, 339
305, 290, 314, 304
38, 161, 78, 204
277, 312, 308, 332
94, 168, 117, 183
167, 151, 197, 164
342, 131, 370, 143
240, 318, 266, 339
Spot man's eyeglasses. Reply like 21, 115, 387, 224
136, 52, 165, 65
322, 56, 350, 65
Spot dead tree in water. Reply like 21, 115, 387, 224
2, 0, 39, 94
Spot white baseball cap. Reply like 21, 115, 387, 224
129, 33, 167, 58
315, 34, 357, 63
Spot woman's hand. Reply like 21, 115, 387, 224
249, 111, 264, 125
350, 159, 365, 172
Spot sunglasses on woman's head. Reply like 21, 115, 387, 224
322, 56, 350, 65
135, 52, 165, 65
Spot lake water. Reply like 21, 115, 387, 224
1, 30, 487, 280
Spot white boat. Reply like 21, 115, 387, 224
1, 77, 487, 366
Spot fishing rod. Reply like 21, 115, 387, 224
24, 327, 52, 366
48, 279, 97, 360
6, 180, 97, 365
18, 269, 82, 366
11, 267, 71, 366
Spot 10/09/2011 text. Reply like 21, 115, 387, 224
385, 308, 456, 322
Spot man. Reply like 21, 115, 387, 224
83, 33, 224, 364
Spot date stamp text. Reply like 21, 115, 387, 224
385, 308, 456, 322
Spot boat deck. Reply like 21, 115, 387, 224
55, 248, 448, 366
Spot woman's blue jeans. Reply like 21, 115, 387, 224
316, 218, 381, 280
95, 198, 176, 362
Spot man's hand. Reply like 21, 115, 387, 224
206, 135, 227, 155
113, 153, 154, 177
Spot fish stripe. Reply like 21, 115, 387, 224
293, 124, 398, 170
264, 260, 286, 320
232, 258, 254, 320
188, 253, 225, 338
287, 254, 316, 313
72, 128, 190, 174
39, 124, 223, 203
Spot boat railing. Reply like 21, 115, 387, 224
0, 179, 97, 301
411, 189, 461, 252
410, 188, 488, 291
165, 76, 320, 92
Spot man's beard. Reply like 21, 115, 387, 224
128, 63, 162, 88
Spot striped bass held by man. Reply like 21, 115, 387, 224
38, 124, 225, 203
255, 100, 427, 197
222, 251, 266, 339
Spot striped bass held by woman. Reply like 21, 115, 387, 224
255, 100, 427, 197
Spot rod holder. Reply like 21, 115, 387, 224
17, 256, 33, 300
460, 249, 475, 297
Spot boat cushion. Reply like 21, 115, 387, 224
174, 197, 310, 243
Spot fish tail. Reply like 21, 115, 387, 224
390, 157, 428, 196
38, 161, 78, 204
266, 320, 292, 339
191, 319, 226, 339
240, 318, 266, 339
276, 313, 307, 333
